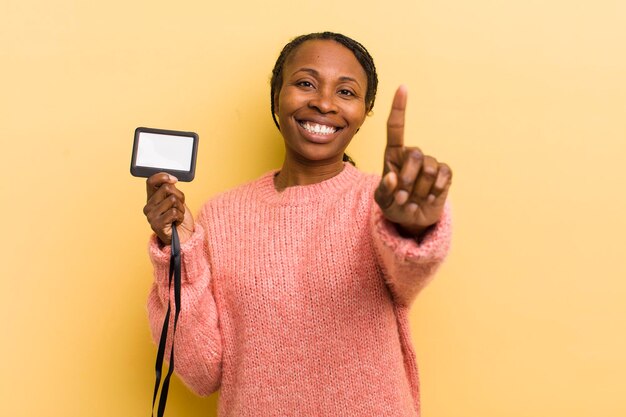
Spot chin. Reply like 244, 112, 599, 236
290, 142, 348, 163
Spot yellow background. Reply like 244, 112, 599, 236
2, 0, 625, 416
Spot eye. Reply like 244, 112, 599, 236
338, 89, 355, 97
297, 81, 314, 88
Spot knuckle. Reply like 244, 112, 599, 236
425, 155, 438, 165
422, 166, 437, 178
441, 164, 453, 180
407, 148, 423, 159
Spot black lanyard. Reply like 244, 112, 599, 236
151, 224, 182, 417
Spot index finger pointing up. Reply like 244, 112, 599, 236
386, 85, 408, 148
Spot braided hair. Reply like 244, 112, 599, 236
270, 32, 378, 166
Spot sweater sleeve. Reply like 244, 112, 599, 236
146, 207, 222, 396
370, 200, 452, 307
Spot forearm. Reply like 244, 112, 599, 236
147, 221, 223, 395
370, 201, 452, 306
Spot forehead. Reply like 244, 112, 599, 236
283, 39, 367, 83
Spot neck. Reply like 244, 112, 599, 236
274, 154, 346, 191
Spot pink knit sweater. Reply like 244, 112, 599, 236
147, 163, 451, 417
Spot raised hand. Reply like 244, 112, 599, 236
144, 173, 195, 245
374, 86, 452, 238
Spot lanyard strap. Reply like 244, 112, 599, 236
151, 224, 182, 417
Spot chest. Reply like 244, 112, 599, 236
206, 198, 384, 318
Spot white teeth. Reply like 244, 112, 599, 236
301, 122, 337, 135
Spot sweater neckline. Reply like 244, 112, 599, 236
256, 162, 361, 206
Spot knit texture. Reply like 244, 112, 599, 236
147, 163, 452, 417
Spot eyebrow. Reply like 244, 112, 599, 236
291, 67, 362, 87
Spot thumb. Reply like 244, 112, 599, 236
375, 163, 398, 209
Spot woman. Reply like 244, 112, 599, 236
144, 32, 452, 416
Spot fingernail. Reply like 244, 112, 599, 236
384, 171, 397, 188
168, 175, 178, 182
383, 174, 393, 188
407, 202, 419, 213
395, 190, 409, 205
427, 194, 435, 203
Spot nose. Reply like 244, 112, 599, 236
308, 87, 338, 114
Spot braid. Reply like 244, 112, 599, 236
342, 153, 356, 166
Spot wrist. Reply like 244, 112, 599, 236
395, 222, 434, 241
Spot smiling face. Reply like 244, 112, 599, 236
274, 39, 369, 164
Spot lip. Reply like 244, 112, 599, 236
297, 117, 344, 129
296, 119, 343, 144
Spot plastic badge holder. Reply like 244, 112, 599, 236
131, 127, 199, 182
